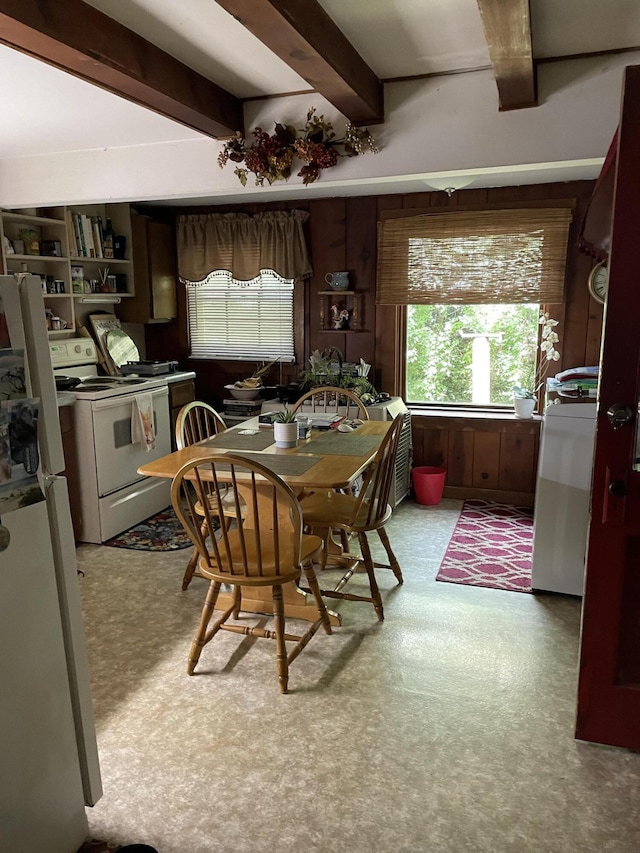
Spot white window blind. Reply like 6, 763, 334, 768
186, 269, 295, 361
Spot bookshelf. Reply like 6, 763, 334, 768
1, 203, 135, 337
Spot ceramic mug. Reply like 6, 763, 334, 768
51, 316, 68, 331
325, 271, 350, 290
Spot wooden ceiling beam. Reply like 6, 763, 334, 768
476, 0, 537, 111
214, 0, 384, 125
0, 0, 243, 138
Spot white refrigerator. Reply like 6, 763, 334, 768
0, 275, 101, 853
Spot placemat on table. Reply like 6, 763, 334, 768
213, 452, 321, 477
298, 431, 381, 456
203, 430, 275, 451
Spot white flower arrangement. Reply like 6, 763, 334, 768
513, 312, 561, 399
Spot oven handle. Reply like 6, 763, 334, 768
91, 385, 169, 411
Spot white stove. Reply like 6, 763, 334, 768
50, 338, 168, 400
51, 337, 172, 543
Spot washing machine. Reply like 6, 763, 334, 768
531, 402, 597, 596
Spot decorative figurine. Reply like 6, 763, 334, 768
331, 303, 351, 330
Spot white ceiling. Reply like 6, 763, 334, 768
1, 0, 639, 205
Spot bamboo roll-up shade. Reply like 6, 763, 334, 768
376, 208, 573, 305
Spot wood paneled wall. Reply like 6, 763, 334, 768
145, 180, 602, 503
412, 413, 541, 506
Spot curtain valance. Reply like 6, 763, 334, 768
376, 207, 573, 305
176, 210, 312, 282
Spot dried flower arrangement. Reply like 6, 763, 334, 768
218, 108, 378, 186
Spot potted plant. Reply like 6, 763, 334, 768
512, 312, 561, 419
512, 386, 537, 419
273, 406, 298, 448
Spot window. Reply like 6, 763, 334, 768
406, 303, 540, 405
186, 269, 295, 362
377, 207, 572, 405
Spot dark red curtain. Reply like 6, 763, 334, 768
577, 130, 617, 261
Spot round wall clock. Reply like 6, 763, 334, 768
588, 261, 608, 304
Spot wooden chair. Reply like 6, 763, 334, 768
174, 401, 234, 591
292, 385, 369, 548
171, 454, 332, 693
298, 414, 404, 621
291, 386, 369, 421
175, 400, 227, 449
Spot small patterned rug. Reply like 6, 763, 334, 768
436, 499, 533, 593
105, 507, 192, 551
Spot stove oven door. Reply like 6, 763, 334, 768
91, 386, 171, 496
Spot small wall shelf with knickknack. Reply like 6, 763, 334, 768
0, 203, 137, 337
318, 290, 363, 332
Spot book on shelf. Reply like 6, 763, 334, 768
65, 210, 78, 257
72, 214, 86, 257
81, 215, 95, 258
91, 217, 104, 258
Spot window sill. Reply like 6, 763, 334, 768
408, 405, 541, 420
408, 406, 542, 429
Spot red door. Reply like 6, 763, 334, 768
576, 64, 640, 749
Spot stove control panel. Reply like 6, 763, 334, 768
50, 337, 98, 368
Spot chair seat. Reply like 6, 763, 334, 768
300, 490, 392, 532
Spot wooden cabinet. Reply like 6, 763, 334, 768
117, 214, 177, 324
168, 378, 195, 449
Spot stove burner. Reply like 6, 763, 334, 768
82, 377, 119, 385
76, 384, 113, 392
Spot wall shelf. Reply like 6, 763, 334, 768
1, 203, 136, 336
318, 290, 362, 332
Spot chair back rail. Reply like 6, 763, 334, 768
176, 400, 226, 449
291, 386, 369, 420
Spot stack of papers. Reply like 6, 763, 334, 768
307, 414, 343, 428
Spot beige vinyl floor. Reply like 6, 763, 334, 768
77, 498, 640, 853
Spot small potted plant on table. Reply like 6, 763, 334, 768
273, 406, 298, 448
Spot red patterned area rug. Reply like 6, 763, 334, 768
436, 499, 533, 593
104, 507, 192, 551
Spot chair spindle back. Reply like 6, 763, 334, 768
172, 454, 304, 581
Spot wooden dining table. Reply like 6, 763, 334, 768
138, 416, 391, 626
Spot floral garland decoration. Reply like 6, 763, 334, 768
217, 108, 378, 187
